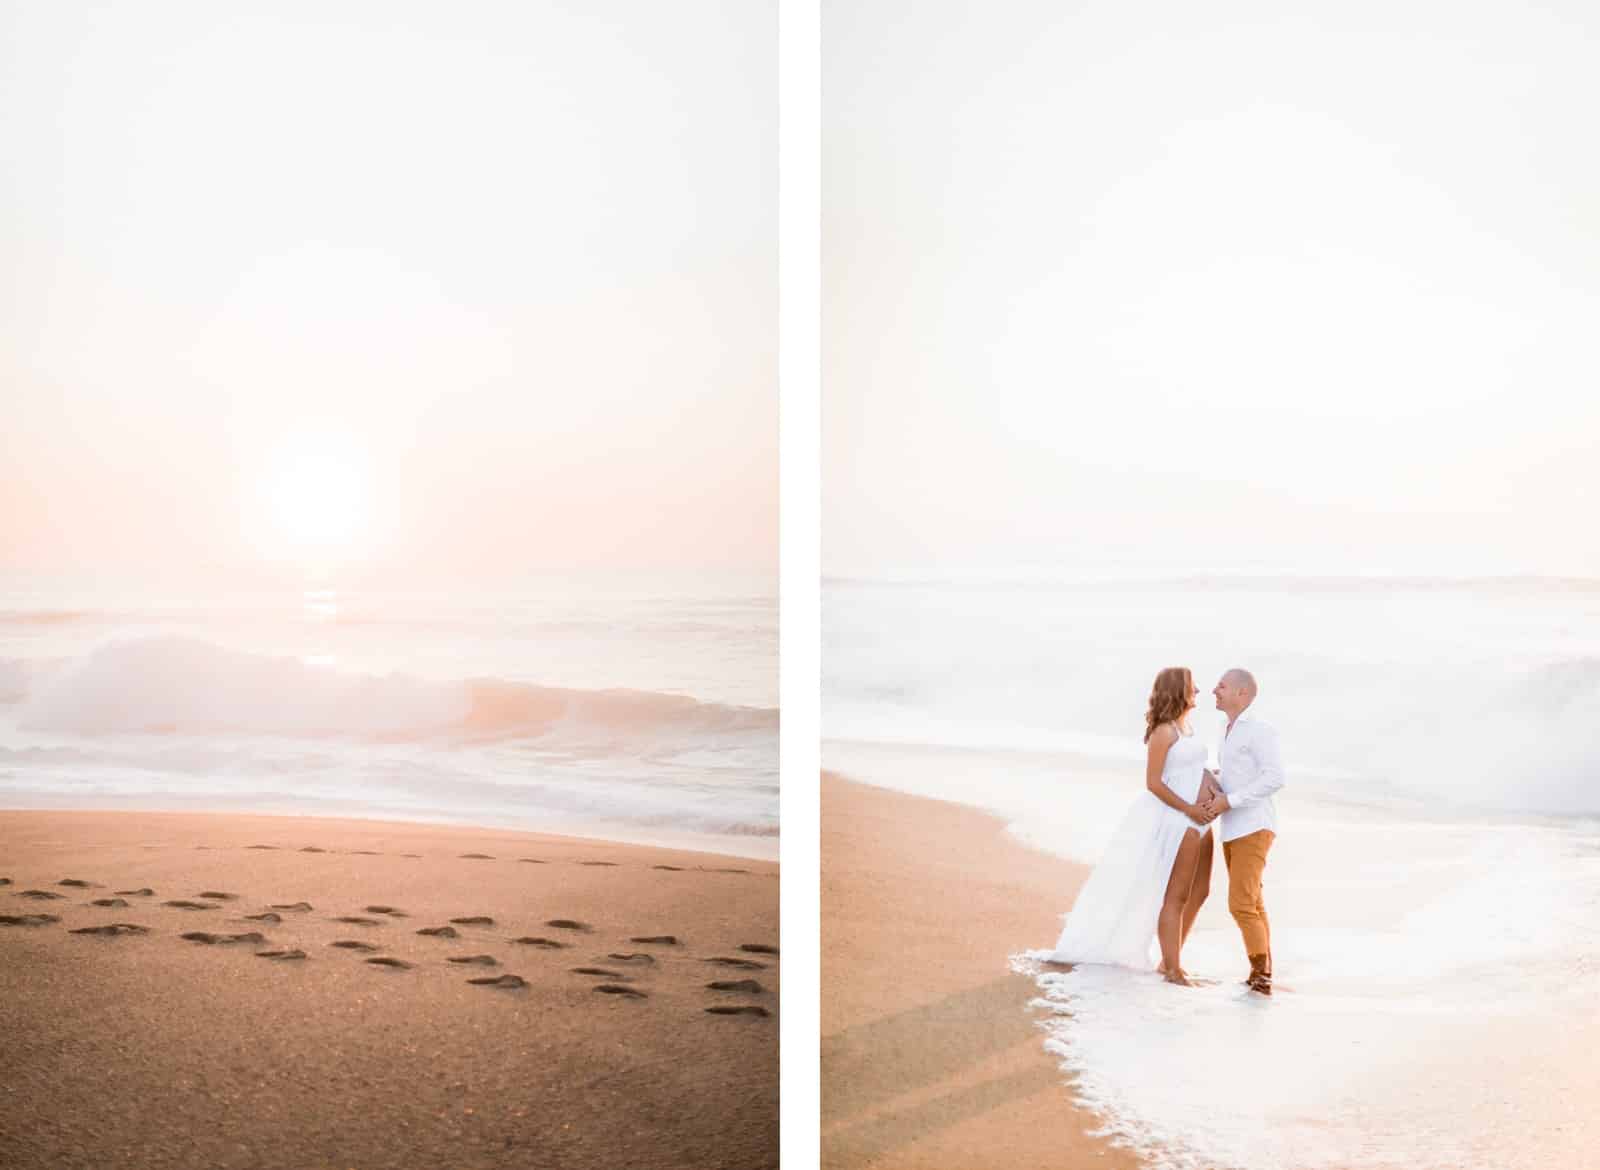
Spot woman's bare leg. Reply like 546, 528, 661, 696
1179, 830, 1214, 951
1158, 829, 1204, 984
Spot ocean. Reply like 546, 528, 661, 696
0, 575, 777, 859
824, 574, 1600, 1170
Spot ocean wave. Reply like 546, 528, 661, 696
16, 636, 777, 744
0, 608, 95, 625
826, 652, 1600, 815
329, 613, 773, 636
825, 573, 1600, 594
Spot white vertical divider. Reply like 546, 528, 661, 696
779, 0, 821, 1162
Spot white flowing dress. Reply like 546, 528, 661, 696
1046, 729, 1210, 968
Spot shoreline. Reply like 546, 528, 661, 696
822, 771, 1142, 1170
0, 796, 779, 862
0, 808, 778, 1170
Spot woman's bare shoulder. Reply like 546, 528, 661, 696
1148, 721, 1180, 748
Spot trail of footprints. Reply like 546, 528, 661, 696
1, 852, 775, 1019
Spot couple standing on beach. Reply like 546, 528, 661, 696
1047, 666, 1285, 995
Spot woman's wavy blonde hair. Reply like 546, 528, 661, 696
1144, 666, 1195, 744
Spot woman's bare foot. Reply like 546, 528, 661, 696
1163, 969, 1192, 986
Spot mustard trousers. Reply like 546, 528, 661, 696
1222, 828, 1274, 958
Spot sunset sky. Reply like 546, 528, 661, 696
825, 0, 1600, 578
1, 2, 775, 585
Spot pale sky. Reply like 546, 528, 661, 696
825, 1, 1600, 578
1, 2, 775, 585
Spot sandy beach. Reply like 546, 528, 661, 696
0, 810, 777, 1170
822, 772, 1139, 1170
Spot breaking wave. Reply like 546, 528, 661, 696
14, 637, 777, 745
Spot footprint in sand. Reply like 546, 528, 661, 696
704, 957, 766, 970
401, 853, 421, 859
115, 888, 155, 897
469, 974, 527, 989
652, 865, 684, 872
58, 879, 98, 888
246, 845, 278, 850
331, 916, 382, 925
243, 912, 282, 924
449, 916, 494, 926
605, 953, 657, 966
416, 925, 459, 938
349, 850, 381, 856
705, 1005, 769, 1017
517, 858, 546, 864
299, 846, 326, 853
707, 979, 766, 994
0, 913, 60, 926
365, 956, 411, 969
446, 955, 498, 966
196, 891, 239, 901
739, 944, 779, 956
269, 902, 313, 912
579, 861, 618, 867
707, 867, 749, 875
164, 900, 219, 910
594, 984, 646, 999
70, 924, 150, 937
545, 919, 591, 932
572, 967, 628, 979
631, 935, 680, 946
331, 940, 380, 951
0, 878, 10, 886
256, 949, 306, 961
459, 853, 494, 860
17, 890, 67, 901
364, 906, 407, 917
511, 936, 566, 949
88, 897, 131, 908
181, 931, 266, 945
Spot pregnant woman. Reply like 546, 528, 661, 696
1046, 666, 1217, 984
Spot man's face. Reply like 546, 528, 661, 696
1213, 677, 1235, 711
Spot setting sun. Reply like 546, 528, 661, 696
252, 438, 370, 566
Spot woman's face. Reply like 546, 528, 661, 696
1186, 680, 1199, 711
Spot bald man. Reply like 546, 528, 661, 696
1200, 668, 1285, 995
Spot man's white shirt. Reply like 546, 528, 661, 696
1214, 705, 1284, 843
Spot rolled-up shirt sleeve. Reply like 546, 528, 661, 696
1228, 723, 1285, 809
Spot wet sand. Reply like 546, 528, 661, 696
822, 772, 1141, 1170
0, 810, 777, 1170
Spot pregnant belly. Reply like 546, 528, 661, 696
1165, 770, 1203, 804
